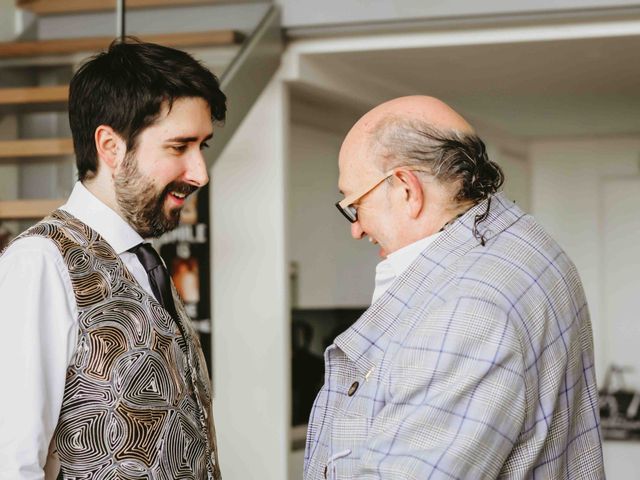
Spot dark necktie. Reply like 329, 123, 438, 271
129, 242, 178, 321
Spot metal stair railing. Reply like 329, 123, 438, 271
208, 3, 282, 166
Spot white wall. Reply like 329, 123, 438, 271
211, 74, 290, 480
288, 120, 379, 308
484, 140, 531, 212
530, 136, 640, 384
527, 136, 640, 479
277, 0, 640, 28
604, 441, 640, 479
497, 149, 530, 211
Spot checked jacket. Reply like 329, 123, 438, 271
304, 193, 604, 480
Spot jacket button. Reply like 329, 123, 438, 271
347, 381, 359, 396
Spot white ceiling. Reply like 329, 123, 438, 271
305, 34, 640, 138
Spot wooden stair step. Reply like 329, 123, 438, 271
0, 29, 244, 59
0, 199, 65, 219
0, 138, 74, 158
0, 85, 68, 106
17, 0, 236, 15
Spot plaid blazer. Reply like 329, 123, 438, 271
304, 193, 604, 480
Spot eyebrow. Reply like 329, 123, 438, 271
165, 133, 213, 143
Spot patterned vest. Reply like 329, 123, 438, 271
18, 210, 221, 479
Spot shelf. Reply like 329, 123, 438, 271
0, 29, 244, 58
0, 138, 74, 159
0, 86, 68, 106
16, 0, 248, 15
0, 199, 65, 220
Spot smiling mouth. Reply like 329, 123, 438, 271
165, 183, 197, 204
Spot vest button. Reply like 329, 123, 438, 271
347, 381, 359, 396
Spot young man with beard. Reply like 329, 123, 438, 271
0, 39, 226, 479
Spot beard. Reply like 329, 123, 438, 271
114, 151, 197, 238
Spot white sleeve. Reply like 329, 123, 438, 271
0, 237, 78, 480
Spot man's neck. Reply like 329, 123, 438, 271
408, 199, 476, 243
438, 200, 475, 232
82, 176, 119, 214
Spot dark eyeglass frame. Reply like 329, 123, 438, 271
335, 165, 431, 223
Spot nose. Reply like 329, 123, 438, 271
186, 150, 209, 188
351, 221, 365, 239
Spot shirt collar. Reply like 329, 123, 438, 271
61, 181, 143, 254
385, 231, 443, 280
371, 231, 442, 303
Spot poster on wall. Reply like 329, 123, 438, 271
156, 185, 212, 373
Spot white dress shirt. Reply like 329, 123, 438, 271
0, 182, 156, 480
371, 232, 442, 304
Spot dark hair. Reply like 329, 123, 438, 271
69, 37, 226, 181
374, 118, 504, 204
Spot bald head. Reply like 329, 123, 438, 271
340, 96, 474, 174
338, 94, 502, 205
356, 95, 474, 140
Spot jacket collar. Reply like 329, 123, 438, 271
334, 192, 526, 377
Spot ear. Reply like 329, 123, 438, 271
94, 125, 125, 172
393, 169, 425, 219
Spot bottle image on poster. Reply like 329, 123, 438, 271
156, 186, 212, 372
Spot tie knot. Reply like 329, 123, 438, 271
129, 242, 164, 273
128, 242, 179, 322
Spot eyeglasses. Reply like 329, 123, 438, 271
335, 165, 431, 223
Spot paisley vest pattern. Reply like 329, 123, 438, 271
19, 210, 220, 479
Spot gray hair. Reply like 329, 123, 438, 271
372, 117, 504, 204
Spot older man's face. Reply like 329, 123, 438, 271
337, 134, 406, 258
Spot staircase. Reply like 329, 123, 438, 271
0, 30, 243, 58
0, 0, 281, 227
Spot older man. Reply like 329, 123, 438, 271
304, 96, 604, 479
